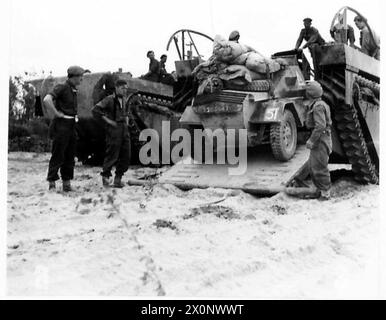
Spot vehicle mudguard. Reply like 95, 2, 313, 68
180, 106, 202, 125
248, 99, 305, 125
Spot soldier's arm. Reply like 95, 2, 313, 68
348, 26, 356, 45
330, 26, 336, 40
330, 30, 335, 40
303, 34, 318, 48
43, 84, 65, 118
43, 95, 65, 118
303, 28, 321, 48
92, 97, 117, 127
295, 30, 305, 50
308, 104, 327, 147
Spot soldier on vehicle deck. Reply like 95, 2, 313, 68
330, 14, 355, 46
229, 30, 240, 43
159, 54, 175, 85
142, 50, 161, 82
92, 79, 131, 188
353, 15, 380, 60
295, 18, 325, 51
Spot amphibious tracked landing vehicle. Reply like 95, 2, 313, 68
130, 8, 379, 195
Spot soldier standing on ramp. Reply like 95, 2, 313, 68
44, 66, 86, 192
92, 79, 131, 188
290, 81, 332, 200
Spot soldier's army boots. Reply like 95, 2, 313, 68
113, 176, 125, 188
48, 181, 56, 191
102, 176, 110, 187
320, 189, 331, 201
62, 180, 72, 192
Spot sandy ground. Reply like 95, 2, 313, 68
7, 152, 381, 298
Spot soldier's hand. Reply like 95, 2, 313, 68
306, 140, 314, 149
107, 119, 118, 128
56, 111, 65, 118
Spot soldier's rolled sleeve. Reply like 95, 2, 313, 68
49, 83, 65, 99
309, 104, 327, 145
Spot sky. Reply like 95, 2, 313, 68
8, 0, 382, 78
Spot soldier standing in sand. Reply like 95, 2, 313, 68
292, 81, 333, 200
92, 79, 131, 188
44, 66, 86, 192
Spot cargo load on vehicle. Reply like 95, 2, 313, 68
193, 35, 286, 94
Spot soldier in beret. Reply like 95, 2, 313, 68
44, 66, 86, 192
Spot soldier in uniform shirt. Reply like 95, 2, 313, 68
142, 50, 161, 82
353, 15, 380, 60
293, 81, 333, 200
330, 14, 355, 46
295, 18, 326, 51
92, 79, 131, 188
44, 65, 86, 192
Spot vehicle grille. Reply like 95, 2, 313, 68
193, 91, 248, 106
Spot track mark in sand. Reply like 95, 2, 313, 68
270, 205, 288, 216
185, 205, 240, 220
36, 239, 51, 244
153, 219, 178, 231
328, 238, 356, 261
105, 190, 166, 296
137, 171, 159, 209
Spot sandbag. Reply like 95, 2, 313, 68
212, 35, 251, 63
218, 65, 266, 85
245, 53, 281, 74
193, 55, 227, 78
231, 52, 250, 65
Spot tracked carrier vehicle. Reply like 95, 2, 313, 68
151, 8, 379, 194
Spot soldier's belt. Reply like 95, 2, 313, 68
62, 115, 79, 122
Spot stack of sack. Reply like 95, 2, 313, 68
193, 35, 286, 94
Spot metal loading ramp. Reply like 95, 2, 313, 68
144, 145, 309, 196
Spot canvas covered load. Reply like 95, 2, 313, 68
193, 35, 286, 93
212, 35, 283, 73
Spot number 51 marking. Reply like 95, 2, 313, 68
265, 108, 279, 120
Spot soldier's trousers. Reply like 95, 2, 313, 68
102, 123, 131, 178
297, 142, 331, 191
47, 118, 76, 182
